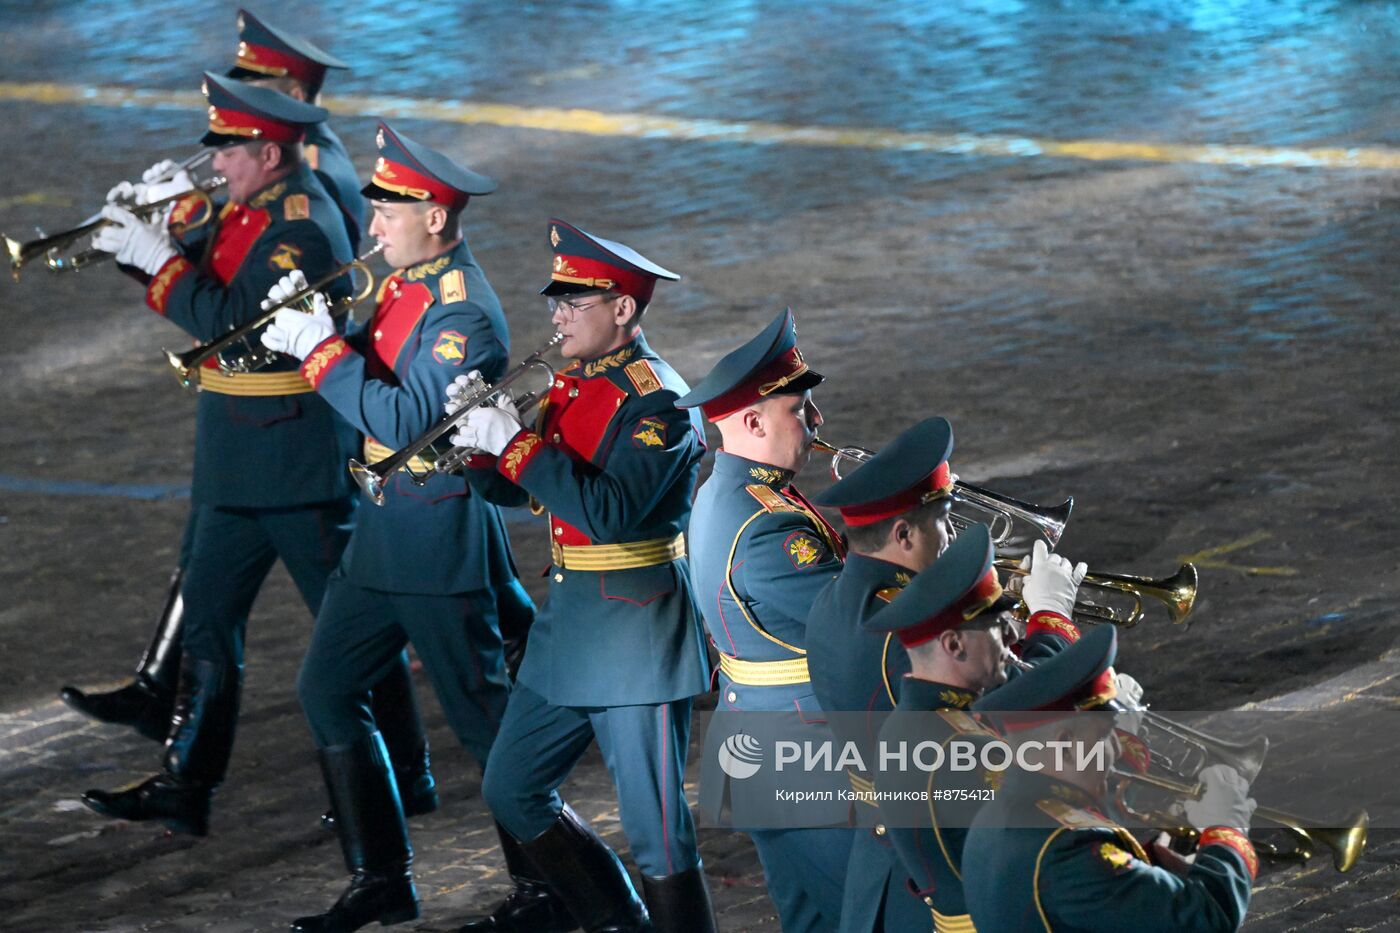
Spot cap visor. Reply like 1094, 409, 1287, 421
767, 369, 824, 395
539, 280, 609, 297
360, 182, 425, 203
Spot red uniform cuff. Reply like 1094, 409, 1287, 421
1198, 827, 1258, 880
1026, 611, 1081, 644
301, 335, 352, 389
1115, 729, 1151, 775
145, 255, 193, 315
463, 453, 499, 470
497, 429, 544, 482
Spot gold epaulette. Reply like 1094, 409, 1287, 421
746, 485, 798, 513
875, 586, 902, 604
624, 359, 662, 395
1036, 799, 1118, 831
937, 710, 997, 738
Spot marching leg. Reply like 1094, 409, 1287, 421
292, 732, 419, 933
59, 564, 185, 742
457, 822, 577, 933
80, 655, 241, 837
515, 805, 650, 933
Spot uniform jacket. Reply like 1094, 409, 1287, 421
302, 239, 519, 595
304, 122, 365, 252
147, 164, 356, 509
962, 769, 1254, 932
688, 451, 845, 714
464, 332, 711, 706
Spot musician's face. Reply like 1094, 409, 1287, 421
212, 142, 281, 204
369, 201, 444, 268
908, 498, 955, 570
960, 614, 1019, 692
750, 391, 822, 473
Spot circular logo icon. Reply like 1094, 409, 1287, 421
718, 732, 764, 780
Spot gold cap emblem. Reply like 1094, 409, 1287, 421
376, 127, 385, 149
550, 226, 561, 248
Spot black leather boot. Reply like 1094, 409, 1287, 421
321, 659, 438, 830
640, 868, 717, 933
81, 655, 240, 836
513, 805, 650, 933
60, 566, 185, 742
456, 822, 577, 932
291, 733, 419, 933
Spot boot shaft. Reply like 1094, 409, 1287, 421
318, 732, 413, 874
641, 869, 717, 933
518, 805, 649, 933
163, 655, 241, 786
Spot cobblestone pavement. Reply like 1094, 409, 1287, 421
3, 1, 1400, 930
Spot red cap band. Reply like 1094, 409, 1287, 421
998, 666, 1121, 733
236, 41, 325, 86
700, 347, 811, 422
551, 253, 656, 304
896, 567, 1004, 648
208, 104, 305, 144
838, 461, 954, 527
372, 157, 470, 211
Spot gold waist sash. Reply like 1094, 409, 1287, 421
551, 533, 686, 571
717, 654, 810, 686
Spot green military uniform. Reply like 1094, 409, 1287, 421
680, 308, 853, 933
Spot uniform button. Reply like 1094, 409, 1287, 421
875, 824, 887, 836
568, 387, 579, 398
554, 379, 564, 388
240, 216, 248, 225
373, 330, 383, 340
726, 691, 737, 703
554, 573, 564, 583
923, 896, 934, 907
553, 527, 563, 536
552, 433, 562, 443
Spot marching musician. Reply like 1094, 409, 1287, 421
59, 13, 442, 822
865, 524, 1088, 931
962, 625, 1257, 932
676, 308, 852, 933
79, 75, 357, 837
258, 123, 529, 933
446, 220, 715, 933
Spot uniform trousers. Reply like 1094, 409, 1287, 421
297, 576, 510, 766
482, 683, 698, 877
180, 500, 354, 666
748, 826, 854, 933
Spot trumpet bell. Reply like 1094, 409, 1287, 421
347, 459, 387, 507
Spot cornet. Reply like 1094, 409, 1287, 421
348, 333, 565, 505
994, 559, 1198, 629
165, 243, 383, 389
1111, 768, 1368, 873
811, 438, 1073, 553
5, 170, 225, 282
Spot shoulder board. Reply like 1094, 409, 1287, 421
439, 268, 467, 305
624, 359, 663, 395
875, 586, 902, 604
746, 485, 799, 513
936, 710, 997, 738
283, 193, 310, 222
1036, 799, 1119, 831
249, 181, 288, 210
305, 143, 320, 169
561, 360, 581, 374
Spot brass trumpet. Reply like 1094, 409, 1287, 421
4, 175, 224, 282
165, 243, 383, 389
348, 333, 564, 505
995, 559, 1198, 629
1111, 768, 1368, 873
811, 439, 1073, 553
1136, 712, 1268, 784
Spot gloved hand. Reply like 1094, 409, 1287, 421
260, 270, 335, 360
140, 159, 195, 204
91, 204, 176, 274
445, 370, 489, 416
449, 395, 523, 455
1020, 540, 1087, 619
1183, 764, 1256, 832
1115, 671, 1145, 709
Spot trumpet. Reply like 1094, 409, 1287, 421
811, 439, 1073, 553
1136, 712, 1268, 785
348, 333, 565, 505
1111, 768, 1368, 873
995, 559, 1198, 629
5, 173, 224, 282
165, 243, 383, 389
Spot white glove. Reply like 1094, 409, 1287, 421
140, 159, 194, 204
1115, 671, 1145, 709
445, 370, 489, 416
91, 204, 176, 274
449, 400, 523, 456
260, 270, 334, 360
1020, 540, 1087, 618
1183, 764, 1256, 832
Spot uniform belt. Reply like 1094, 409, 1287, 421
363, 437, 435, 474
932, 910, 977, 933
717, 654, 810, 686
551, 534, 685, 571
848, 771, 879, 808
196, 367, 315, 396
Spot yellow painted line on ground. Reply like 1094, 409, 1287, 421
4, 80, 1400, 171
1179, 532, 1298, 577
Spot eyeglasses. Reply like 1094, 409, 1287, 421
547, 293, 621, 321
